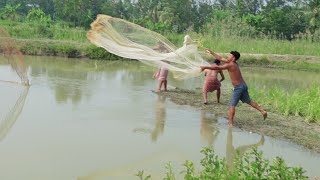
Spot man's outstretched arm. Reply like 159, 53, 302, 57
200, 63, 230, 71
205, 49, 231, 63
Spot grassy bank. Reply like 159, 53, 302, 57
6, 38, 320, 72
1, 20, 320, 57
14, 39, 125, 60
240, 56, 320, 71
1, 21, 320, 74
1, 21, 125, 59
159, 86, 320, 152
0, 20, 87, 42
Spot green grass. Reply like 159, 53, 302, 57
201, 35, 320, 57
250, 84, 320, 123
1, 20, 87, 42
200, 17, 320, 56
1, 20, 320, 68
15, 39, 123, 60
165, 32, 320, 57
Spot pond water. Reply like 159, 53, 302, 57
0, 56, 319, 180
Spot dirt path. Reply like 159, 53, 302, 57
159, 88, 320, 153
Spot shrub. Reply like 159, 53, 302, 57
137, 147, 308, 180
84, 45, 117, 60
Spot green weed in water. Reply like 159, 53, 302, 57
136, 147, 308, 179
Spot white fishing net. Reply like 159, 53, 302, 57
0, 28, 29, 141
87, 14, 210, 79
0, 27, 29, 86
0, 84, 29, 141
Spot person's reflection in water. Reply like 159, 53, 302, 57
133, 93, 166, 142
226, 127, 264, 170
151, 94, 166, 141
200, 110, 219, 145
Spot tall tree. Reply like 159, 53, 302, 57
0, 3, 21, 20
25, 0, 55, 18
53, 0, 100, 27
236, 0, 263, 16
261, 6, 308, 40
101, 0, 119, 17
194, 0, 213, 32
307, 0, 320, 41
158, 0, 195, 33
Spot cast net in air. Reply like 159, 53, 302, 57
87, 14, 210, 79
0, 84, 29, 141
0, 27, 29, 141
0, 27, 29, 86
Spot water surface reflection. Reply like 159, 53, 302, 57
200, 110, 219, 145
226, 127, 264, 170
0, 56, 319, 179
133, 93, 167, 142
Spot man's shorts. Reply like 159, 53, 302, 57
230, 83, 251, 106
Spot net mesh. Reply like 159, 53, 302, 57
0, 84, 29, 141
87, 14, 210, 79
0, 27, 29, 85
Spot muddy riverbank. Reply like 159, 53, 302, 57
159, 87, 320, 153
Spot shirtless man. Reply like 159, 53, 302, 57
201, 50, 267, 127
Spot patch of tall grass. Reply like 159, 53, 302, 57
136, 147, 307, 179
250, 84, 320, 123
164, 31, 320, 57
0, 20, 87, 42
201, 35, 320, 57
199, 17, 320, 56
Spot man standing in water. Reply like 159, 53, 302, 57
201, 50, 267, 127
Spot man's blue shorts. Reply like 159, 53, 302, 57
230, 83, 251, 106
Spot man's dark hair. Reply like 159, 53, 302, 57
214, 59, 221, 65
230, 51, 240, 61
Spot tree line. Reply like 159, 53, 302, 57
0, 0, 319, 41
